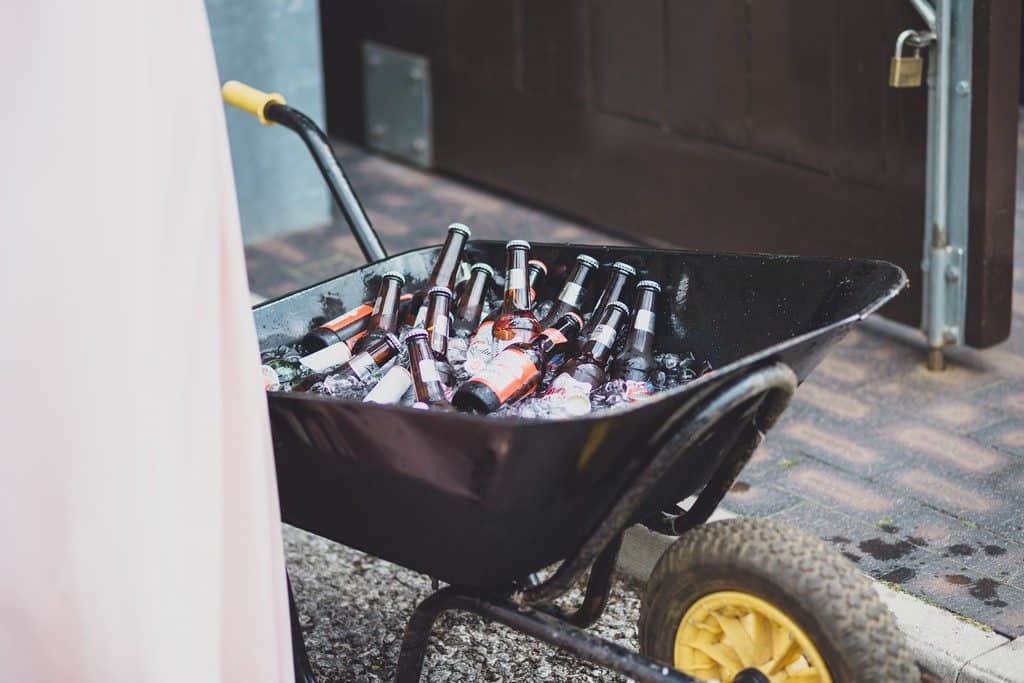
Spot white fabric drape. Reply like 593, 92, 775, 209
0, 2, 294, 681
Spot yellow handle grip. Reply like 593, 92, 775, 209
221, 80, 286, 125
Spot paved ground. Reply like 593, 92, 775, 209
249, 126, 1023, 676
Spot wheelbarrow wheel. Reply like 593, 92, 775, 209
637, 517, 917, 683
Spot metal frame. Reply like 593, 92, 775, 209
287, 363, 797, 682
913, 0, 974, 370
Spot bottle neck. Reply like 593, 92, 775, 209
456, 269, 489, 324
623, 288, 657, 355
502, 248, 531, 312
590, 270, 630, 319
533, 316, 580, 357
369, 278, 402, 335
425, 294, 451, 356
581, 306, 628, 364
429, 229, 468, 290
557, 260, 595, 308
408, 336, 447, 403
365, 336, 399, 368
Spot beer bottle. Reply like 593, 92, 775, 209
492, 240, 541, 349
527, 259, 547, 307
300, 301, 374, 352
424, 286, 453, 357
405, 329, 451, 408
547, 301, 630, 415
453, 313, 583, 414
408, 223, 472, 325
352, 271, 405, 354
610, 280, 661, 399
454, 262, 495, 334
292, 332, 401, 393
540, 254, 599, 328
580, 261, 635, 340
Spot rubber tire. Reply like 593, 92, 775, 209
638, 518, 918, 683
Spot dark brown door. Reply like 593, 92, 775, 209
321, 0, 1019, 347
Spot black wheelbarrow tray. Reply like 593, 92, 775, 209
227, 81, 912, 683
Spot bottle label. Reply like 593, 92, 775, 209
472, 348, 539, 403
540, 328, 568, 345
363, 366, 412, 404
322, 303, 373, 332
418, 359, 441, 383
558, 282, 583, 305
261, 364, 281, 391
300, 341, 353, 372
546, 374, 594, 416
591, 324, 618, 348
634, 309, 655, 334
346, 352, 377, 383
624, 379, 653, 401
413, 303, 428, 328
465, 321, 496, 374
507, 268, 526, 292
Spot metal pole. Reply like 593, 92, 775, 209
909, 0, 937, 32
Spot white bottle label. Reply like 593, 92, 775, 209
346, 352, 376, 383
418, 359, 441, 383
634, 309, 655, 334
558, 281, 583, 305
363, 366, 412, 404
507, 268, 526, 292
591, 324, 618, 348
300, 342, 353, 372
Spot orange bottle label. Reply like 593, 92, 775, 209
539, 327, 567, 345
322, 303, 373, 332
472, 348, 539, 403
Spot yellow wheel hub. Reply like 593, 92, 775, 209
673, 591, 832, 683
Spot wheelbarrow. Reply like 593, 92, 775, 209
226, 81, 917, 682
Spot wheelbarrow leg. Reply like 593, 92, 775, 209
395, 586, 701, 683
288, 574, 318, 683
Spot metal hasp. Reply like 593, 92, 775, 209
363, 42, 433, 168
918, 0, 973, 370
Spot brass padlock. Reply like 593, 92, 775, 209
889, 30, 923, 88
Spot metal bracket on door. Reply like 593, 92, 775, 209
363, 41, 433, 168
917, 0, 973, 370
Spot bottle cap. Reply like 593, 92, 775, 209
406, 328, 429, 340
576, 254, 600, 269
383, 270, 406, 285
470, 262, 496, 277
427, 285, 453, 298
448, 223, 472, 237
527, 259, 548, 275
611, 261, 636, 276
558, 312, 584, 329
506, 239, 531, 250
384, 332, 402, 352
637, 279, 661, 292
607, 301, 630, 315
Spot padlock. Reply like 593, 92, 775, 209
889, 30, 923, 88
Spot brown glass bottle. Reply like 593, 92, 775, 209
540, 254, 600, 328
424, 286, 453, 357
527, 259, 547, 307
300, 302, 374, 353
292, 333, 401, 393
352, 271, 405, 354
547, 301, 630, 415
405, 329, 450, 408
580, 261, 635, 340
493, 240, 541, 348
452, 313, 583, 414
408, 223, 471, 325
454, 263, 495, 334
610, 280, 661, 397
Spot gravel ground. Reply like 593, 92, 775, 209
285, 526, 644, 682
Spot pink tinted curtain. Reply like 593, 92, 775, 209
0, 2, 293, 681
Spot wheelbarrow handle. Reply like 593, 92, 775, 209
221, 80, 388, 264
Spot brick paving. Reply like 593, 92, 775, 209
248, 133, 1023, 638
